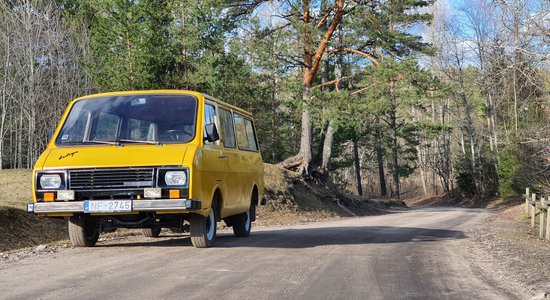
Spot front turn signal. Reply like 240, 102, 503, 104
169, 189, 180, 199
44, 192, 55, 202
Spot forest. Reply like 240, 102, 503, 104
0, 0, 548, 200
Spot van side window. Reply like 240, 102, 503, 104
204, 104, 217, 145
219, 108, 236, 148
234, 113, 258, 151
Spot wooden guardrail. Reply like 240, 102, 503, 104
524, 188, 550, 240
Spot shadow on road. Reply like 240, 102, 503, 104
97, 225, 465, 249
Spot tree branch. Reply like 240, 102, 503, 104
316, 3, 336, 29
306, 0, 345, 84
326, 47, 380, 67
349, 83, 376, 96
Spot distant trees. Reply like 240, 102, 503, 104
0, 0, 91, 168
430, 0, 549, 197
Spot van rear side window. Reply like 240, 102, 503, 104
234, 113, 258, 151
219, 108, 236, 148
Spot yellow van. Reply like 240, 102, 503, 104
28, 90, 265, 248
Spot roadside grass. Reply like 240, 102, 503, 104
404, 192, 523, 209
0, 169, 67, 252
258, 164, 342, 226
0, 169, 32, 209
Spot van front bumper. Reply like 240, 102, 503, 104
27, 199, 201, 214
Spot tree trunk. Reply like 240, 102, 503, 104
390, 109, 400, 199
459, 77, 478, 192
418, 146, 428, 196
298, 86, 313, 174
321, 120, 335, 173
374, 116, 387, 196
270, 36, 278, 163
280, 0, 344, 175
352, 137, 363, 196
0, 35, 9, 169
320, 27, 342, 174
181, 9, 188, 89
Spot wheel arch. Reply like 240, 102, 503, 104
211, 187, 223, 222
251, 184, 259, 206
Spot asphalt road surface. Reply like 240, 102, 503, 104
0, 207, 520, 299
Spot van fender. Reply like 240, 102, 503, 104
249, 182, 266, 206
248, 183, 258, 206
207, 183, 224, 221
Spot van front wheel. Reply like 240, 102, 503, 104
190, 208, 217, 248
68, 214, 99, 247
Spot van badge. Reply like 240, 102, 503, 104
59, 151, 78, 160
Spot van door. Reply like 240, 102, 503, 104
201, 103, 227, 212
200, 102, 240, 217
217, 107, 242, 214
233, 113, 260, 212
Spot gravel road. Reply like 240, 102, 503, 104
0, 207, 525, 299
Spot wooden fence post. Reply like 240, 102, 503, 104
531, 193, 536, 228
545, 198, 550, 240
540, 197, 545, 238
526, 187, 530, 215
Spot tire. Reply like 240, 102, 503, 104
68, 214, 99, 247
190, 208, 217, 248
141, 226, 161, 237
232, 205, 253, 237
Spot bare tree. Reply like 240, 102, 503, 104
0, 0, 91, 169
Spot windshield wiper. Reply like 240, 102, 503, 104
118, 139, 162, 145
81, 140, 120, 145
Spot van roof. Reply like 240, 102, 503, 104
73, 90, 254, 118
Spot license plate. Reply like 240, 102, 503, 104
84, 200, 132, 213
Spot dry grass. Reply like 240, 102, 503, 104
404, 193, 523, 209
0, 169, 33, 209
0, 169, 67, 252
257, 164, 392, 226
258, 164, 343, 226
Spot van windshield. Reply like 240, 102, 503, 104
55, 94, 198, 146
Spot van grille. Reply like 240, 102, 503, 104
69, 168, 154, 190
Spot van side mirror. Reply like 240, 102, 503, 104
47, 129, 54, 141
204, 123, 219, 142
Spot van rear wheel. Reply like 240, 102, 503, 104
68, 214, 99, 247
141, 226, 161, 237
232, 205, 253, 237
190, 208, 217, 248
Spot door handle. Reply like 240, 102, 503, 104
219, 155, 227, 158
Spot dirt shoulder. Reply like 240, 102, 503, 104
444, 203, 550, 297
406, 193, 549, 297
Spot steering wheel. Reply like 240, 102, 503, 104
159, 129, 181, 141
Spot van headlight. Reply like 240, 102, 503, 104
165, 171, 187, 186
40, 174, 62, 189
